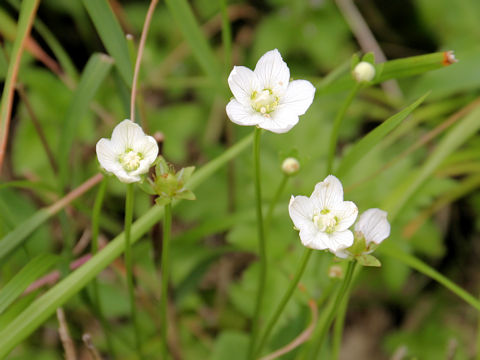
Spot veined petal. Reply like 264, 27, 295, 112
96, 138, 121, 174
280, 80, 315, 116
226, 99, 264, 126
259, 107, 299, 134
327, 230, 354, 252
228, 66, 260, 106
333, 201, 358, 231
254, 49, 290, 95
355, 208, 390, 245
111, 119, 146, 151
115, 170, 142, 184
131, 135, 159, 173
303, 231, 330, 250
289, 195, 315, 229
311, 175, 344, 210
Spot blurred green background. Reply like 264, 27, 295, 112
1, 0, 480, 359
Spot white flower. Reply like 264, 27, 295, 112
334, 208, 390, 259
226, 49, 315, 134
96, 119, 159, 183
288, 175, 358, 252
352, 61, 375, 83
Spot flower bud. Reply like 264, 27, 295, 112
355, 208, 390, 247
352, 61, 375, 83
282, 157, 300, 175
328, 265, 343, 279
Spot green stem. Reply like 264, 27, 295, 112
326, 83, 361, 174
124, 184, 141, 357
264, 174, 288, 231
90, 177, 115, 356
160, 202, 172, 359
331, 266, 357, 360
309, 261, 356, 359
248, 127, 266, 359
219, 0, 232, 71
255, 248, 313, 357
477, 291, 480, 360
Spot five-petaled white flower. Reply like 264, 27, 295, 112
96, 119, 159, 183
288, 175, 358, 253
226, 49, 316, 134
334, 208, 391, 259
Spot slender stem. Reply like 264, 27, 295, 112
248, 127, 267, 359
309, 261, 356, 359
326, 83, 360, 174
160, 202, 172, 359
331, 266, 357, 360
219, 0, 232, 71
477, 291, 480, 360
264, 174, 289, 231
90, 177, 115, 355
130, 0, 159, 122
255, 248, 313, 357
124, 184, 141, 356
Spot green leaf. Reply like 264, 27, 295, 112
356, 254, 381, 267
164, 0, 222, 87
0, 254, 58, 315
57, 53, 113, 188
383, 104, 480, 219
210, 331, 249, 360
82, 0, 133, 86
336, 93, 429, 177
136, 180, 156, 195
176, 190, 196, 201
0, 0, 40, 169
0, 133, 253, 358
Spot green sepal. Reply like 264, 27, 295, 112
347, 235, 367, 256
362, 52, 375, 65
356, 254, 381, 267
178, 166, 195, 183
136, 179, 156, 195
350, 53, 360, 71
155, 197, 172, 207
175, 189, 196, 201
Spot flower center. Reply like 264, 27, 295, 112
313, 209, 338, 234
119, 149, 143, 172
251, 89, 278, 116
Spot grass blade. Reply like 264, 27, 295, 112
57, 54, 113, 189
82, 0, 133, 87
0, 0, 40, 172
383, 105, 480, 219
0, 133, 253, 357
336, 93, 429, 177
164, 0, 222, 87
0, 254, 58, 315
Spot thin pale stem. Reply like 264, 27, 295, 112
248, 127, 267, 359
160, 202, 172, 359
326, 83, 360, 174
124, 184, 141, 356
255, 248, 313, 357
90, 177, 115, 356
130, 0, 159, 122
309, 261, 356, 359
264, 174, 289, 231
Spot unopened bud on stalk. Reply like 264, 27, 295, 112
352, 61, 375, 83
282, 157, 300, 176
328, 265, 343, 279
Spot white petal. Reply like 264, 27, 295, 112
326, 231, 354, 252
228, 66, 260, 106
111, 119, 147, 151
303, 231, 330, 250
355, 208, 391, 245
226, 99, 264, 126
333, 201, 358, 231
96, 138, 122, 174
258, 106, 299, 134
115, 170, 142, 183
254, 49, 290, 95
289, 195, 315, 230
332, 248, 351, 259
280, 80, 315, 116
130, 135, 159, 176
311, 175, 344, 210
